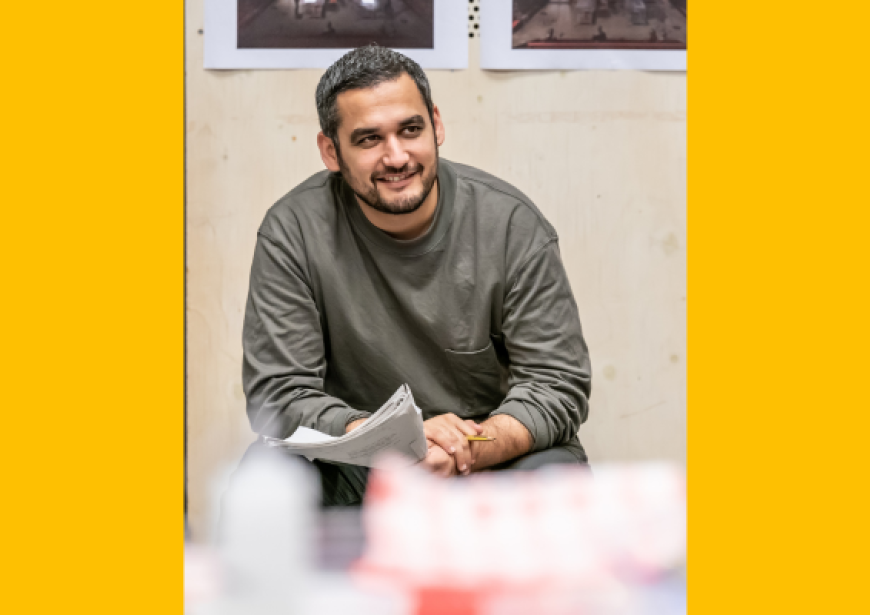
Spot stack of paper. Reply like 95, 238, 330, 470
263, 384, 428, 469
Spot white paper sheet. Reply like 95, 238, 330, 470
205, 0, 468, 70
480, 0, 686, 71
286, 426, 339, 444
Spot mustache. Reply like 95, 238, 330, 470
371, 164, 422, 181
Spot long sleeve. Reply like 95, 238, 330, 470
491, 240, 592, 452
242, 228, 371, 439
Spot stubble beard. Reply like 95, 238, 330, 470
338, 151, 439, 216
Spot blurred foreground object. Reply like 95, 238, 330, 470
185, 454, 685, 614
213, 452, 315, 614
185, 452, 405, 614
355, 457, 686, 615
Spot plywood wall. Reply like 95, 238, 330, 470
185, 2, 685, 541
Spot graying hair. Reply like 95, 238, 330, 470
315, 45, 435, 146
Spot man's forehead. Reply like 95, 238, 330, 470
335, 74, 428, 131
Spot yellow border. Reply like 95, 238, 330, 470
1, 3, 183, 612
690, 3, 869, 612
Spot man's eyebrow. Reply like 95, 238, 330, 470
348, 115, 426, 143
398, 114, 426, 127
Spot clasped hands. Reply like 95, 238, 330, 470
346, 412, 484, 477
419, 413, 485, 477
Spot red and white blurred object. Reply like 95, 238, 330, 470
355, 457, 686, 615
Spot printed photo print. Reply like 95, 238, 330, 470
238, 0, 435, 49
512, 0, 686, 50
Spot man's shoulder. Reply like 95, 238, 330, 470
287, 168, 336, 198
271, 169, 336, 216
449, 161, 529, 203
446, 160, 557, 239
259, 169, 339, 237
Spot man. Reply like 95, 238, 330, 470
241, 46, 591, 505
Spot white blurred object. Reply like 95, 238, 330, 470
300, 572, 411, 615
184, 544, 224, 612
214, 452, 317, 614
186, 452, 410, 615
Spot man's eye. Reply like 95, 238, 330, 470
359, 135, 379, 144
404, 126, 422, 135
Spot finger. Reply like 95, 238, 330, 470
418, 453, 435, 471
464, 419, 485, 435
425, 414, 481, 439
447, 414, 482, 437
420, 443, 440, 465
427, 429, 459, 457
428, 444, 456, 478
445, 419, 479, 473
425, 418, 475, 473
419, 443, 447, 473
446, 429, 473, 476
424, 423, 456, 453
429, 427, 471, 474
437, 453, 455, 478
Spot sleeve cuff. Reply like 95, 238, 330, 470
329, 407, 373, 437
490, 400, 550, 453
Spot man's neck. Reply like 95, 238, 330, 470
356, 178, 439, 240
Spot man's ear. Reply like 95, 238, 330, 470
317, 132, 341, 173
432, 105, 446, 147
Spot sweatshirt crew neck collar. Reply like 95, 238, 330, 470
342, 159, 457, 257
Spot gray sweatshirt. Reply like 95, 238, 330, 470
242, 159, 591, 454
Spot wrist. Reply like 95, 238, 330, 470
345, 418, 367, 433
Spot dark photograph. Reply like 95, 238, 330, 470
238, 0, 435, 49
513, 0, 686, 50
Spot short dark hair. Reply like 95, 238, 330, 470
315, 45, 435, 145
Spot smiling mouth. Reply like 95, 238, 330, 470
375, 169, 419, 184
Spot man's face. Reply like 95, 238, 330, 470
327, 74, 445, 216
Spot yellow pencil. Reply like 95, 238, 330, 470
466, 436, 496, 441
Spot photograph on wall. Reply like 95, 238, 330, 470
512, 0, 686, 50
238, 0, 434, 50
206, 0, 466, 69
481, 0, 686, 70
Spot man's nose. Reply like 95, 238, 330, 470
382, 135, 410, 170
